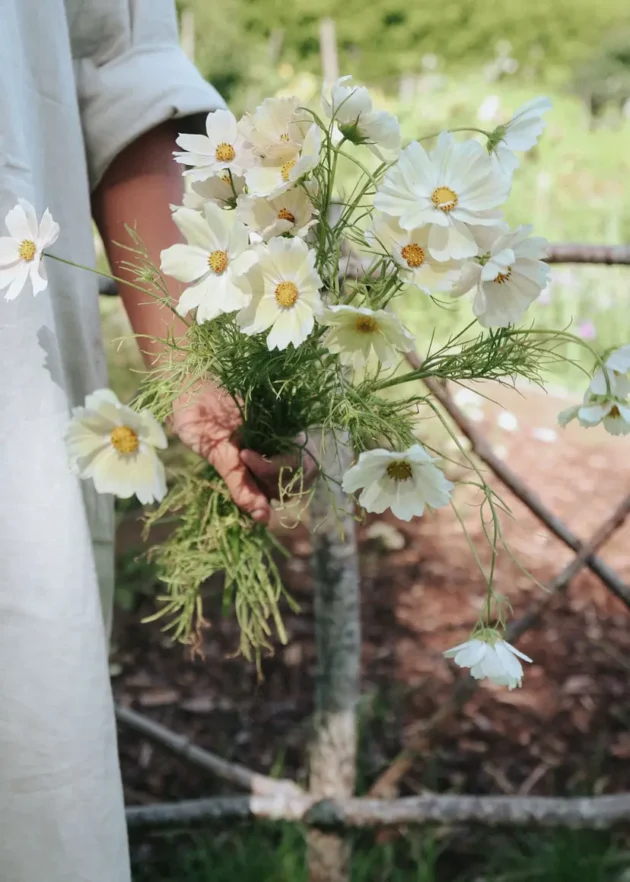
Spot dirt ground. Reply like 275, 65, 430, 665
112, 383, 630, 808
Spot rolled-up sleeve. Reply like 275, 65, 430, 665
73, 0, 226, 190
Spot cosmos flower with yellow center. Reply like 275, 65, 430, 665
64, 389, 168, 504
342, 444, 453, 521
0, 199, 59, 300
161, 203, 257, 324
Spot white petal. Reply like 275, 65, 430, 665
29, 259, 48, 295
3, 262, 29, 300
0, 236, 20, 264
577, 403, 609, 425
161, 243, 209, 283
172, 207, 222, 251
6, 201, 36, 240
37, 209, 60, 248
501, 641, 533, 663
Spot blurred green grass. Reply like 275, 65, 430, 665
132, 826, 629, 881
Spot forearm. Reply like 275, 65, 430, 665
92, 121, 187, 367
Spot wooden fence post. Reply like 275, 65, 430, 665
319, 18, 339, 87
307, 432, 361, 882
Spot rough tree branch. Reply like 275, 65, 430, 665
126, 791, 630, 830
115, 704, 303, 797
545, 243, 630, 265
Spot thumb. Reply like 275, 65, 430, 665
210, 442, 271, 524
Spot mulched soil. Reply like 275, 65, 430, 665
112, 384, 630, 809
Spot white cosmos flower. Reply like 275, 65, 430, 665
453, 225, 550, 328
322, 76, 401, 156
245, 124, 322, 198
490, 97, 552, 175
374, 133, 510, 261
161, 204, 257, 324
64, 388, 167, 504
341, 444, 453, 521
320, 305, 414, 368
558, 373, 630, 436
0, 199, 59, 300
174, 109, 254, 182
236, 236, 323, 350
444, 636, 532, 689
240, 96, 311, 161
235, 188, 315, 241
182, 173, 246, 209
604, 344, 630, 375
368, 213, 462, 295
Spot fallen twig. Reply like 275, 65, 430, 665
126, 791, 630, 830
115, 704, 303, 797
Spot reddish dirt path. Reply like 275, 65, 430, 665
113, 384, 630, 805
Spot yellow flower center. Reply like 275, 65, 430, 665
281, 159, 296, 182
18, 239, 37, 262
386, 460, 413, 481
609, 405, 621, 419
401, 243, 425, 268
275, 281, 299, 308
493, 269, 512, 284
277, 208, 296, 224
431, 186, 458, 212
215, 143, 236, 163
208, 250, 229, 274
110, 425, 139, 454
279, 133, 291, 142
355, 315, 378, 333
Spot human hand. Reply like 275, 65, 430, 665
170, 380, 317, 524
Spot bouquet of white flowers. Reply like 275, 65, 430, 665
4, 81, 628, 683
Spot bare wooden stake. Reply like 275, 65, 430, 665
319, 18, 339, 87
307, 432, 361, 882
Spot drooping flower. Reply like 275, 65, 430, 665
488, 97, 552, 175
182, 172, 246, 209
320, 304, 414, 368
161, 204, 257, 324
558, 362, 630, 436
245, 124, 322, 198
374, 133, 510, 261
341, 444, 453, 521
322, 76, 401, 156
368, 213, 462, 295
452, 225, 550, 328
0, 199, 59, 300
603, 344, 630, 375
64, 388, 167, 504
558, 391, 630, 436
240, 96, 311, 162
174, 109, 254, 182
235, 188, 315, 241
236, 237, 323, 350
444, 635, 532, 689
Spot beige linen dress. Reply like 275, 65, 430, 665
0, 2, 223, 879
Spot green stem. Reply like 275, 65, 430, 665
372, 327, 608, 393
418, 126, 493, 142
44, 251, 190, 327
